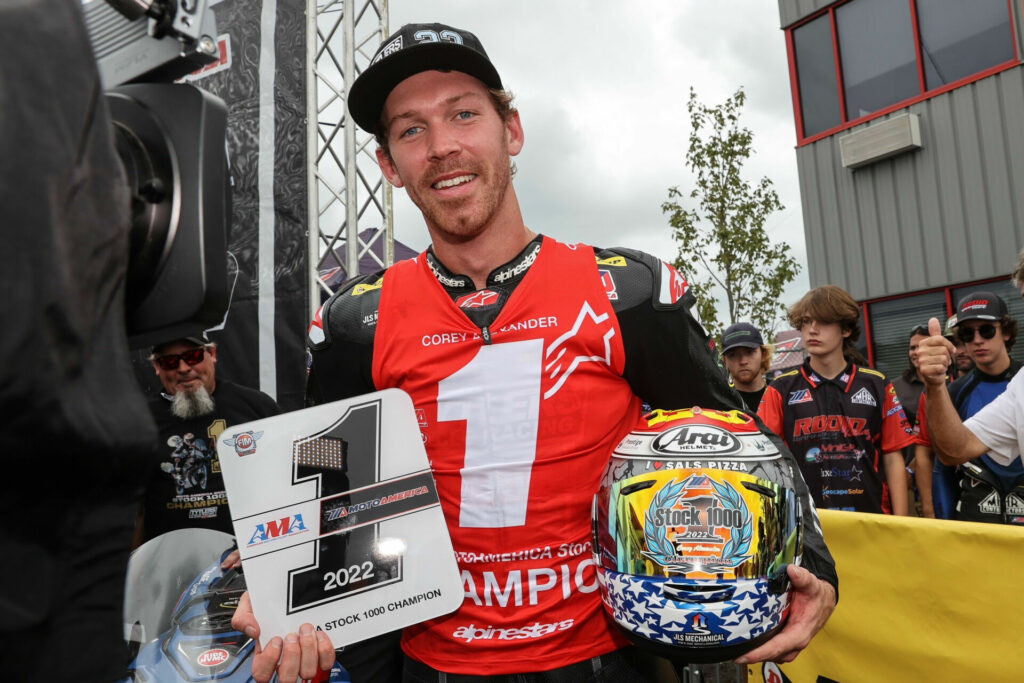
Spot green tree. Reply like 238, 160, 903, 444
662, 87, 800, 341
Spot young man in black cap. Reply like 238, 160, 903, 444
721, 322, 772, 410
234, 23, 838, 682
140, 334, 281, 542
914, 291, 1023, 524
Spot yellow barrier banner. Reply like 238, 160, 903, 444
747, 510, 1024, 682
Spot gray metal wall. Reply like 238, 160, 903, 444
779, 0, 1024, 300
778, 0, 832, 29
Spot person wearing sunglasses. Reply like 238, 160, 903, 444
138, 334, 282, 544
915, 291, 1023, 525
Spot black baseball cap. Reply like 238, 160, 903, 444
152, 333, 211, 355
955, 291, 1008, 324
347, 23, 503, 134
721, 322, 765, 353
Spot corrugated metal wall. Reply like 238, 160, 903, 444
779, 0, 1024, 300
778, 0, 832, 29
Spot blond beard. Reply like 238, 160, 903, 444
170, 385, 215, 419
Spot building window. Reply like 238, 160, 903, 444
792, 14, 842, 137
917, 0, 1016, 89
860, 279, 1024, 381
787, 0, 1017, 143
867, 291, 946, 380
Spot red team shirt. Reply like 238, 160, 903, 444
372, 240, 640, 672
758, 360, 915, 513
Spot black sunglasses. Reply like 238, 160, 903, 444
956, 323, 998, 344
153, 347, 207, 370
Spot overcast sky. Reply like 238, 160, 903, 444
382, 1, 811, 316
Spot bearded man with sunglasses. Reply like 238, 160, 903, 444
916, 292, 1023, 524
139, 335, 282, 542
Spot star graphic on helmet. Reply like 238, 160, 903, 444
633, 619, 656, 639
722, 609, 742, 625
651, 601, 689, 628
721, 614, 757, 641
626, 579, 647, 600
732, 592, 759, 614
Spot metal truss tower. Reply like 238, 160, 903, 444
306, 0, 392, 313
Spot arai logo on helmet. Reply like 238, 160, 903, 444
653, 425, 741, 455
197, 648, 229, 667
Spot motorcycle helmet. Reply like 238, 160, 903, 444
593, 407, 802, 662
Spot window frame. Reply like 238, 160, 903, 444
786, 0, 1020, 146
860, 276, 1016, 375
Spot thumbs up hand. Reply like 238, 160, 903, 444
917, 317, 954, 386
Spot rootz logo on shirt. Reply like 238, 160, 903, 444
642, 474, 752, 573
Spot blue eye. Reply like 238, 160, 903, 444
400, 125, 422, 138
456, 111, 474, 120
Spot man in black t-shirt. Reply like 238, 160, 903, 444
141, 334, 282, 542
721, 322, 772, 410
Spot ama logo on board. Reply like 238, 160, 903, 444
247, 514, 309, 547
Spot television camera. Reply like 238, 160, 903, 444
84, 0, 230, 349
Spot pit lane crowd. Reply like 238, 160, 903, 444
721, 252, 1024, 525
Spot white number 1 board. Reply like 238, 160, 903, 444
218, 388, 462, 648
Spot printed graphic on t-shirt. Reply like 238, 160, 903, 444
159, 433, 227, 515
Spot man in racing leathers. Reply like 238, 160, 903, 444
233, 22, 838, 683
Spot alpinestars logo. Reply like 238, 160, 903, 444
492, 243, 540, 283
850, 387, 876, 406
542, 301, 615, 399
456, 290, 499, 308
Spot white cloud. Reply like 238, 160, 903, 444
386, 1, 811, 317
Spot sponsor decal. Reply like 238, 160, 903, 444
596, 255, 626, 267
763, 661, 792, 683
247, 514, 308, 547
426, 257, 467, 288
793, 415, 869, 438
197, 648, 230, 667
600, 269, 619, 301
456, 289, 499, 308
652, 425, 741, 455
308, 304, 325, 344
177, 35, 232, 83
188, 507, 218, 519
979, 491, 1001, 515
452, 618, 575, 643
850, 387, 877, 406
658, 262, 689, 305
222, 430, 263, 457
324, 486, 429, 521
542, 301, 614, 399
788, 389, 813, 405
677, 613, 725, 645
352, 279, 384, 296
415, 409, 428, 427
1007, 494, 1024, 516
961, 298, 990, 311
885, 404, 903, 418
492, 243, 540, 283
642, 474, 752, 572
